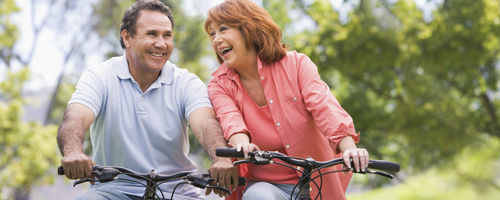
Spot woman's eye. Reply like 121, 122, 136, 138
220, 27, 227, 32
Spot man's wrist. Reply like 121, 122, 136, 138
63, 147, 84, 157
212, 156, 233, 164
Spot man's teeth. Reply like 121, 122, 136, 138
150, 53, 163, 57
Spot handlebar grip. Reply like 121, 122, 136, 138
57, 165, 99, 175
58, 166, 65, 175
237, 177, 247, 186
216, 147, 244, 158
367, 160, 400, 172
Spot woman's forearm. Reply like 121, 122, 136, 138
228, 132, 250, 146
338, 135, 357, 153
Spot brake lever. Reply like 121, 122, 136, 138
206, 185, 232, 195
73, 178, 100, 187
251, 156, 272, 165
364, 168, 394, 179
233, 160, 254, 166
186, 174, 211, 189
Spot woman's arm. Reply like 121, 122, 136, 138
338, 136, 369, 172
228, 132, 260, 158
208, 75, 252, 142
296, 53, 368, 172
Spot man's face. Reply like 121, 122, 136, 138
123, 10, 173, 74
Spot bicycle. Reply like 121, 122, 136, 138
57, 165, 246, 200
216, 147, 400, 200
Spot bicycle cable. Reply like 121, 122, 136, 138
171, 182, 190, 200
301, 169, 346, 200
269, 155, 323, 200
154, 177, 184, 188
120, 172, 167, 199
291, 159, 323, 200
117, 178, 164, 200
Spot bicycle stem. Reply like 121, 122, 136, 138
296, 156, 314, 200
145, 170, 158, 200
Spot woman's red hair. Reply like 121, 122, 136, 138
204, 0, 288, 64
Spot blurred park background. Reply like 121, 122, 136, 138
1, 0, 500, 199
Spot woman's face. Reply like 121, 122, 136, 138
210, 23, 256, 69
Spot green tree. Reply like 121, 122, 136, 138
0, 1, 60, 199
271, 0, 500, 190
0, 68, 60, 200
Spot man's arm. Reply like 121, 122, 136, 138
188, 107, 238, 198
56, 103, 96, 180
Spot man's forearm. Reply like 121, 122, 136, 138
57, 110, 86, 156
202, 118, 231, 162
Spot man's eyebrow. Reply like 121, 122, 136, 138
145, 29, 172, 34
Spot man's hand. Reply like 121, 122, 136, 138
61, 152, 96, 180
206, 158, 238, 198
57, 103, 96, 180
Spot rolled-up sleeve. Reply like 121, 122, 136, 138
296, 54, 359, 153
208, 76, 253, 142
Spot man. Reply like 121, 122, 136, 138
56, 0, 236, 199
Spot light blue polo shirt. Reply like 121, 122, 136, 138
68, 53, 211, 199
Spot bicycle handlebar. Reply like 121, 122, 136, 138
58, 165, 246, 196
216, 147, 400, 172
216, 147, 399, 200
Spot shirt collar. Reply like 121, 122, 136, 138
114, 51, 174, 85
211, 56, 265, 81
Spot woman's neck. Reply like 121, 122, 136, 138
235, 55, 259, 81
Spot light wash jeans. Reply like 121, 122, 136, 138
74, 189, 170, 200
242, 181, 299, 200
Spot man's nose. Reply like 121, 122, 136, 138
154, 36, 167, 49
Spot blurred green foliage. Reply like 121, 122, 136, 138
0, 68, 60, 200
3, 0, 500, 199
270, 0, 500, 195
0, 1, 60, 199
0, 0, 19, 66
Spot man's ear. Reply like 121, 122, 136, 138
121, 29, 131, 48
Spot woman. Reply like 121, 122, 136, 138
204, 0, 369, 199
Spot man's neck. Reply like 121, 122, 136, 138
126, 62, 161, 93
131, 69, 160, 93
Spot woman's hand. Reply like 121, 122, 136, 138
229, 142, 261, 159
228, 132, 260, 159
341, 148, 369, 174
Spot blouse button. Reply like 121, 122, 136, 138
261, 76, 264, 80
293, 97, 297, 101
286, 144, 290, 148
277, 122, 281, 127
297, 166, 301, 170
269, 100, 273, 104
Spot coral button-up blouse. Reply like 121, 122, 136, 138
208, 51, 360, 200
